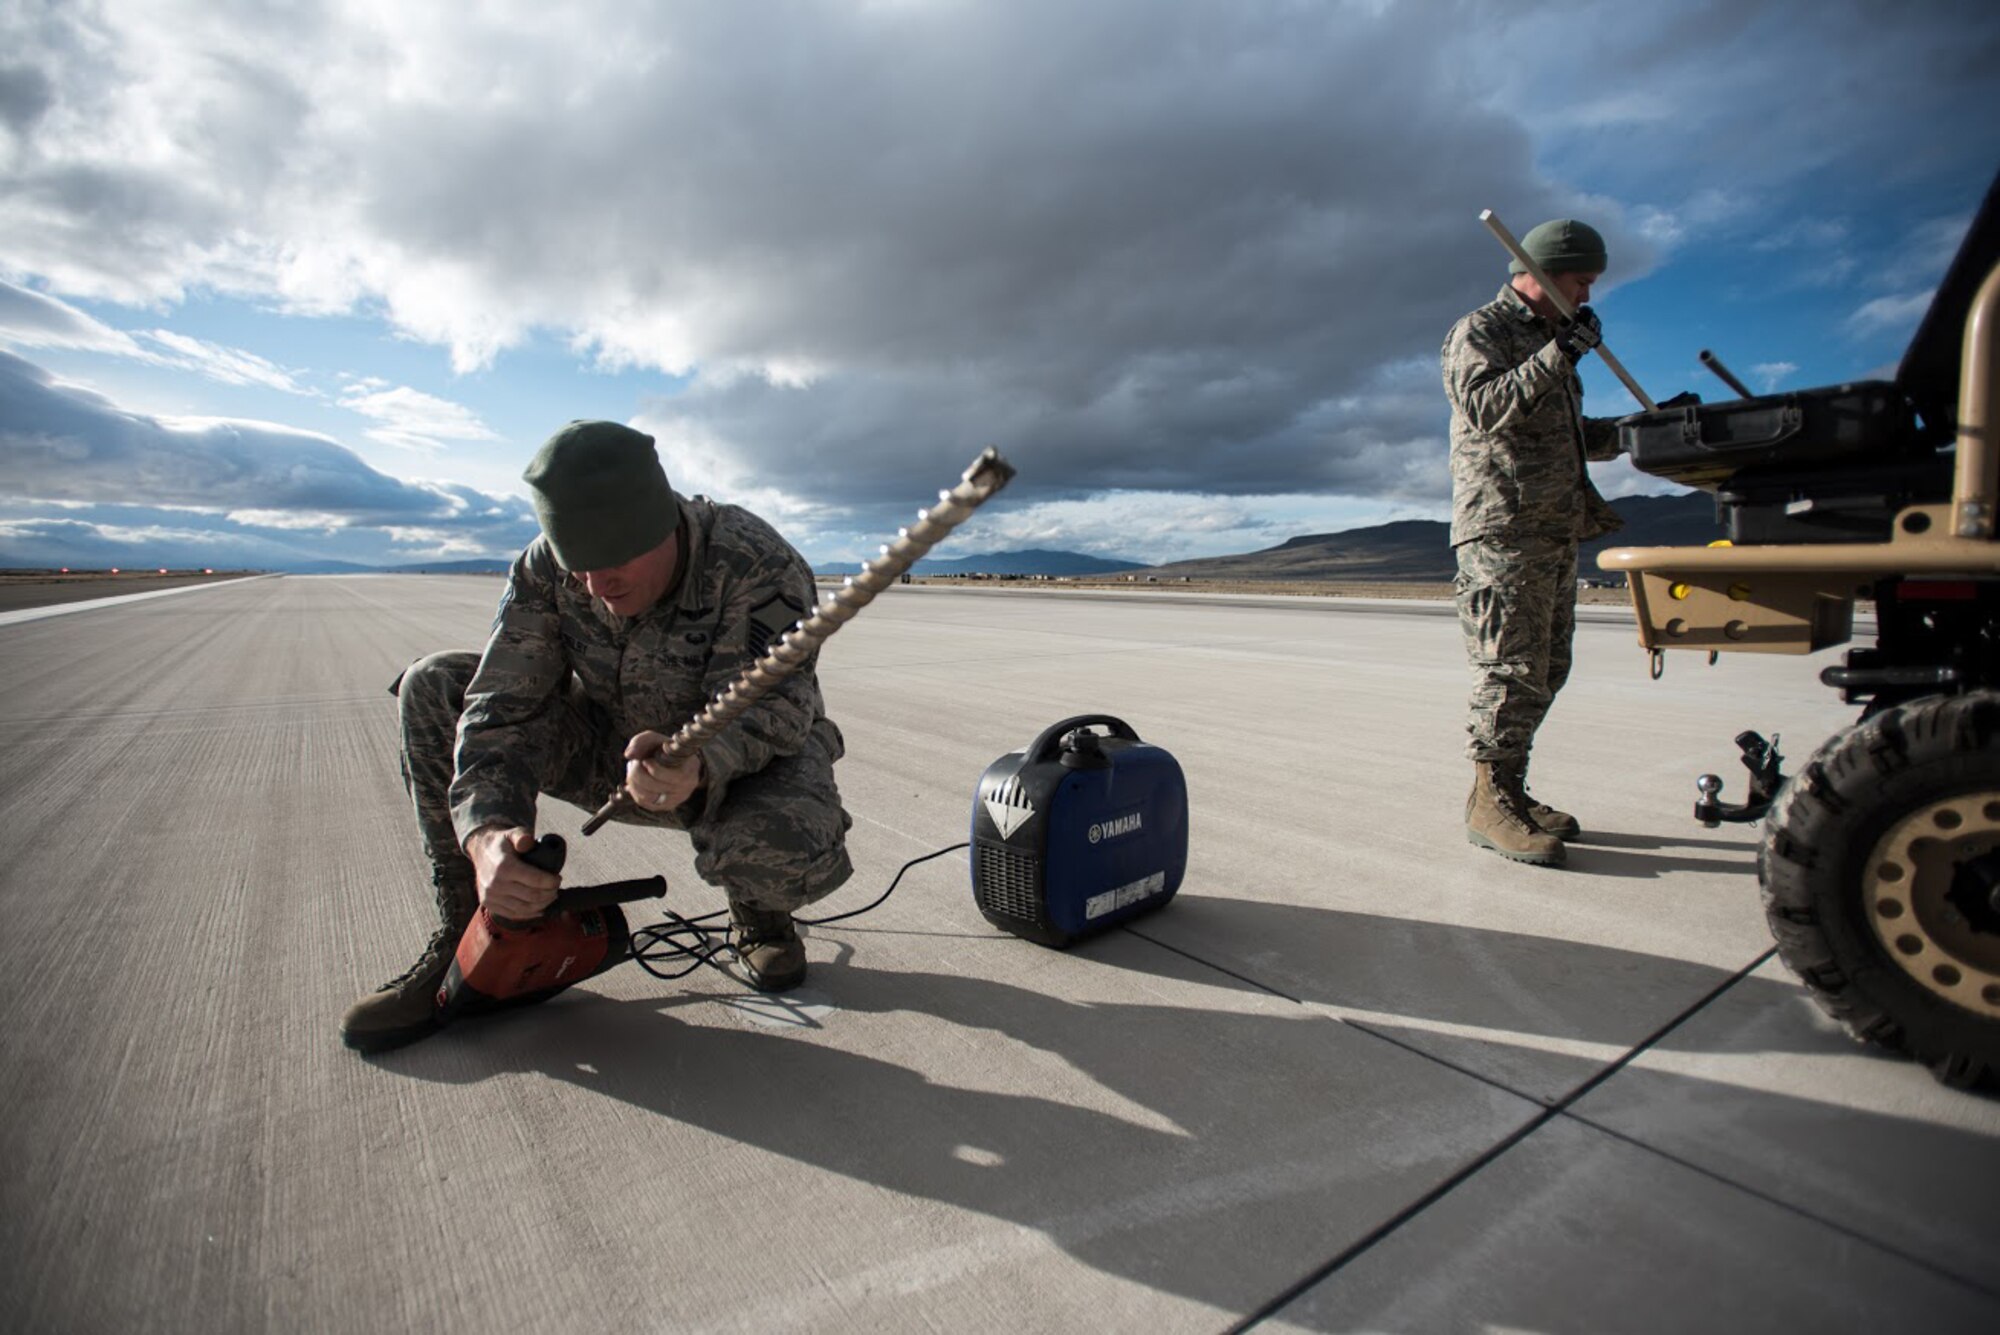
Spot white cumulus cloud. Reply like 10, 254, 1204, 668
338, 382, 499, 453
1751, 361, 1798, 392
1848, 292, 1933, 336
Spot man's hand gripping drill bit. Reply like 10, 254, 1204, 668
579, 446, 1018, 836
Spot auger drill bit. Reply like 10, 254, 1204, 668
581, 446, 1017, 835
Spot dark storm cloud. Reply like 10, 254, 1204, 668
0, 63, 54, 134
0, 0, 1606, 512
371, 0, 1571, 507
645, 351, 1452, 523
3, 0, 1994, 532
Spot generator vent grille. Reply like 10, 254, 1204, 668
974, 844, 1042, 924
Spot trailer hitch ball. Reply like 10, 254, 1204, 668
1695, 774, 1725, 828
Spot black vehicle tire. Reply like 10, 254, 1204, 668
1760, 690, 2000, 1091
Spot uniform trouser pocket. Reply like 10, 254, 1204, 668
1454, 537, 1577, 762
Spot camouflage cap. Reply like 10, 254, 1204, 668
522, 420, 680, 572
1511, 219, 1608, 275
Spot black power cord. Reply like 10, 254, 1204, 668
624, 841, 969, 983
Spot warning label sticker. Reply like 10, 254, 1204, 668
1084, 871, 1166, 921
982, 774, 1034, 841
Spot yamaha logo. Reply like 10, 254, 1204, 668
1087, 812, 1143, 844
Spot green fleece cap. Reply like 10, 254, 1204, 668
522, 420, 680, 572
1511, 218, 1608, 275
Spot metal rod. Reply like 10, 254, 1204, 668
1479, 209, 1658, 411
581, 446, 1018, 834
1697, 348, 1755, 400
1954, 261, 2000, 540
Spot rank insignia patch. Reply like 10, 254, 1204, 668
746, 593, 806, 659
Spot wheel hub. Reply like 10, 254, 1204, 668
1863, 791, 2000, 1018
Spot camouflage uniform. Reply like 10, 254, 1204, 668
1444, 284, 1623, 763
394, 494, 852, 914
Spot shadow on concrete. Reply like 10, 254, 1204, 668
1129, 894, 1819, 1059
1576, 829, 1756, 854
1560, 1064, 2000, 1298
375, 922, 1999, 1320
1556, 838, 1750, 879
384, 955, 1519, 1317
1559, 826, 1762, 879
1268, 1106, 2000, 1334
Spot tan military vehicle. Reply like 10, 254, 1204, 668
1599, 175, 2000, 1089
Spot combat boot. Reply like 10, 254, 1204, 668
1519, 767, 1581, 840
340, 865, 475, 1053
729, 902, 807, 993
1465, 762, 1566, 867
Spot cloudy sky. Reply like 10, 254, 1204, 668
2, 0, 1995, 570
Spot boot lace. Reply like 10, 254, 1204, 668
380, 925, 458, 992
1490, 766, 1540, 826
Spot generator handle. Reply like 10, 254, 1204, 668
1025, 714, 1140, 765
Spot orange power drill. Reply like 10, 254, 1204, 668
435, 834, 666, 1022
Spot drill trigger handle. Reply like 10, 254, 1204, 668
553, 876, 668, 913
513, 833, 664, 914
515, 833, 666, 911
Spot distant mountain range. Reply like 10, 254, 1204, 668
807, 492, 1715, 583
1133, 492, 1717, 583
813, 547, 1147, 578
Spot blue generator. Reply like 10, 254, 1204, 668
970, 715, 1188, 947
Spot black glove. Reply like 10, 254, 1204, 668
1656, 391, 1701, 410
1554, 305, 1602, 363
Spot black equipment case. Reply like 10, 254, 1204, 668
1617, 382, 1947, 544
970, 715, 1188, 947
1618, 380, 1920, 490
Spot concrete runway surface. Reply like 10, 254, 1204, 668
1, 575, 1994, 1333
